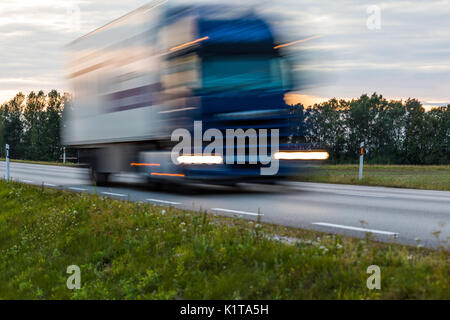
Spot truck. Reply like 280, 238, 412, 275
63, 2, 328, 186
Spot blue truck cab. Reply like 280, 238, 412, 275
159, 5, 301, 182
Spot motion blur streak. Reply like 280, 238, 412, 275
169, 36, 209, 52
273, 35, 322, 49
151, 173, 185, 177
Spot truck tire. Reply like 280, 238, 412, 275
91, 168, 109, 186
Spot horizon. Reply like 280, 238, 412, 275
1, 89, 448, 112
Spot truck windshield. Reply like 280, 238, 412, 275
201, 56, 286, 93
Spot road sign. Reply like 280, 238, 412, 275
359, 142, 364, 181
6, 144, 10, 182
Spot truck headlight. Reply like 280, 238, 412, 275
273, 151, 329, 160
177, 155, 223, 165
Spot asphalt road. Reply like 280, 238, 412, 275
1, 161, 449, 248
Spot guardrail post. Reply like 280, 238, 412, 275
6, 144, 10, 182
359, 142, 364, 181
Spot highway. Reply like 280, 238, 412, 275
1, 161, 449, 248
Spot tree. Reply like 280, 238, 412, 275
420, 106, 449, 164
2, 93, 25, 159
306, 98, 347, 160
288, 103, 308, 144
41, 89, 63, 161
403, 99, 426, 164
347, 94, 406, 163
0, 106, 4, 157
23, 91, 47, 160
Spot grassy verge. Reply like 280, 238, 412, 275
0, 158, 80, 167
298, 164, 450, 191
0, 180, 448, 299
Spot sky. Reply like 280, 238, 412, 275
1, 0, 449, 108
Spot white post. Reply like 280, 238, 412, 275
6, 144, 10, 182
359, 142, 364, 181
63, 147, 66, 164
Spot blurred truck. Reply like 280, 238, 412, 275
63, 2, 328, 186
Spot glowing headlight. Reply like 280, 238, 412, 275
274, 151, 329, 160
177, 155, 223, 165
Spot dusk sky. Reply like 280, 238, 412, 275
1, 0, 449, 108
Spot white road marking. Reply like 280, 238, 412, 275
312, 222, 399, 236
211, 208, 262, 216
101, 192, 126, 197
44, 183, 56, 187
68, 187, 87, 191
146, 198, 181, 205
331, 191, 386, 198
21, 179, 33, 183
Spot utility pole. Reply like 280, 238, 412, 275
6, 144, 10, 182
359, 142, 364, 181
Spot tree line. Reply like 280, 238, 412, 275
290, 93, 449, 164
0, 90, 71, 161
0, 90, 449, 164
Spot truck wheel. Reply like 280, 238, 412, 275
146, 177, 164, 191
91, 169, 109, 186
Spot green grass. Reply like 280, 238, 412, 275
0, 180, 448, 299
298, 164, 450, 191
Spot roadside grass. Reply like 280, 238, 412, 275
298, 164, 450, 191
0, 158, 80, 167
0, 181, 448, 299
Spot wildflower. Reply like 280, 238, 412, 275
319, 245, 329, 253
161, 210, 166, 215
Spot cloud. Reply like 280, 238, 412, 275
0, 0, 449, 104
